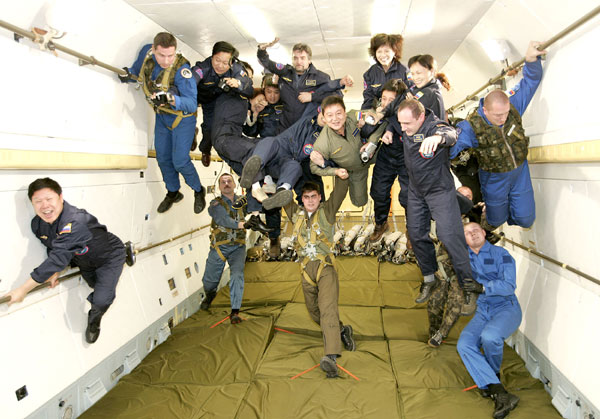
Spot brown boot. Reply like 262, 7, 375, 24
369, 220, 389, 242
269, 237, 280, 259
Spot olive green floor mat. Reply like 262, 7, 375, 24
82, 260, 560, 419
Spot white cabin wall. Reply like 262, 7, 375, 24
440, 0, 600, 415
0, 1, 226, 418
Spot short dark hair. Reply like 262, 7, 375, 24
262, 73, 279, 89
153, 32, 177, 49
292, 43, 312, 59
219, 172, 235, 182
368, 33, 403, 61
381, 79, 408, 96
212, 41, 239, 60
397, 98, 425, 119
321, 95, 345, 114
28, 177, 62, 200
238, 60, 253, 77
301, 181, 321, 196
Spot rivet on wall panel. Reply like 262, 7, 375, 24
158, 298, 162, 306
180, 247, 184, 255
163, 254, 168, 265
194, 262, 199, 273
188, 244, 193, 251
185, 267, 191, 278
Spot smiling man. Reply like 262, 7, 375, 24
310, 96, 379, 208
3, 178, 126, 344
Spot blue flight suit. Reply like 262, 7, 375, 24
403, 110, 473, 285
202, 195, 247, 310
126, 44, 202, 194
361, 59, 409, 110
457, 242, 522, 389
192, 57, 254, 154
31, 201, 125, 313
243, 102, 284, 138
257, 48, 334, 132
450, 59, 543, 228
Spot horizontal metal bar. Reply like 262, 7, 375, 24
1, 225, 210, 306
447, 5, 600, 114
496, 234, 600, 287
0, 19, 136, 79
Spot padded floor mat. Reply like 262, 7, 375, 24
82, 260, 560, 419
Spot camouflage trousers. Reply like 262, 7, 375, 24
427, 247, 465, 338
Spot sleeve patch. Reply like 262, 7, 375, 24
484, 258, 495, 265
414, 91, 424, 100
194, 68, 204, 79
502, 255, 512, 264
363, 80, 367, 90
181, 68, 192, 79
276, 63, 284, 70
59, 223, 72, 234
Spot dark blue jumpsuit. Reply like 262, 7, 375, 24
257, 48, 334, 132
192, 58, 254, 154
243, 102, 283, 138
361, 59, 409, 110
403, 110, 473, 285
31, 201, 125, 314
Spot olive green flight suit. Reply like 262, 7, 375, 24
284, 177, 349, 355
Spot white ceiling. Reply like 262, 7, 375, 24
125, 0, 495, 104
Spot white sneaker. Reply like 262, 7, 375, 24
252, 187, 269, 203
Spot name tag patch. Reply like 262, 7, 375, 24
413, 134, 424, 143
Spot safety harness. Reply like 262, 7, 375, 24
467, 104, 529, 173
292, 209, 336, 286
210, 197, 246, 261
140, 49, 196, 130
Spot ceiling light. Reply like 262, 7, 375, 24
480, 39, 511, 61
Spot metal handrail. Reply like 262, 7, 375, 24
447, 5, 600, 114
0, 224, 211, 305
0, 19, 134, 79
496, 234, 600, 287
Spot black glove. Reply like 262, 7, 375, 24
151, 91, 170, 106
118, 67, 132, 83
462, 278, 484, 294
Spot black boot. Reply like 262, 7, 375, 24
489, 384, 519, 419
157, 191, 183, 213
124, 241, 136, 266
248, 215, 274, 235
194, 188, 206, 214
85, 306, 105, 344
201, 290, 217, 311
230, 309, 242, 324
340, 325, 356, 351
240, 155, 262, 188
415, 277, 439, 304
